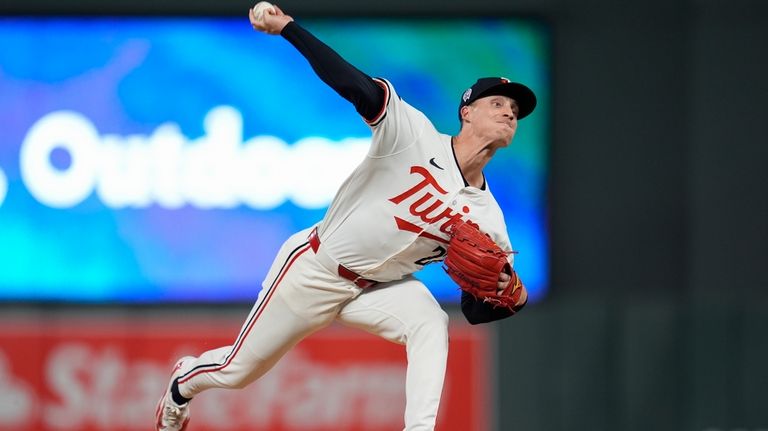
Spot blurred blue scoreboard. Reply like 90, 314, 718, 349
0, 17, 549, 303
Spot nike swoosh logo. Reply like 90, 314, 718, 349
429, 157, 444, 170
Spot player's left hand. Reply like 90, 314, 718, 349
497, 272, 511, 295
498, 272, 527, 305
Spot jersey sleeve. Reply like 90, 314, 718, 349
460, 291, 517, 324
367, 78, 435, 158
280, 22, 386, 122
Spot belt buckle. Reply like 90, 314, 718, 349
354, 277, 377, 289
308, 228, 320, 252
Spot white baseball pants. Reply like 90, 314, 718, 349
174, 226, 450, 430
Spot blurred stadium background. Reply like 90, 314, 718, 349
1, 0, 766, 430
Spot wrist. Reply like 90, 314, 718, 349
275, 15, 293, 35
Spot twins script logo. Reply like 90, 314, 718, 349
388, 165, 478, 244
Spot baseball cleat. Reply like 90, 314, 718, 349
155, 356, 194, 431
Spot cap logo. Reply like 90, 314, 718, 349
500, 77, 510, 83
462, 88, 472, 102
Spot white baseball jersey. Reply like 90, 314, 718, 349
317, 79, 514, 282
160, 23, 518, 431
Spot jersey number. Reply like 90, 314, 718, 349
414, 246, 447, 266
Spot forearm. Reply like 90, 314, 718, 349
280, 21, 385, 121
461, 291, 524, 324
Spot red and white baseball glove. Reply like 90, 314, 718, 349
443, 220, 525, 310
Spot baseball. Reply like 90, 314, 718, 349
252, 1, 276, 24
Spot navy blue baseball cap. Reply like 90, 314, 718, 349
458, 77, 537, 121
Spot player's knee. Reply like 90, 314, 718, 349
410, 308, 449, 338
435, 308, 450, 329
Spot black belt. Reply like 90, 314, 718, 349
308, 228, 378, 289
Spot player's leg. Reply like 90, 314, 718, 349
156, 228, 359, 430
175, 229, 359, 395
335, 277, 449, 431
175, 280, 319, 395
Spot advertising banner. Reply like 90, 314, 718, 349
0, 316, 490, 430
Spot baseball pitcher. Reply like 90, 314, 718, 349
156, 3, 533, 430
